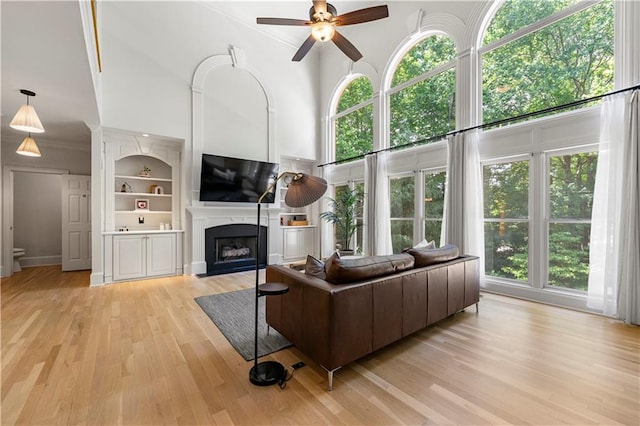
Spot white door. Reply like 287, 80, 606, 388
298, 228, 316, 257
283, 227, 316, 260
113, 234, 146, 280
283, 228, 299, 260
147, 233, 176, 277
61, 175, 91, 271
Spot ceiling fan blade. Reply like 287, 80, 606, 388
256, 17, 311, 26
334, 5, 389, 26
292, 35, 316, 61
332, 30, 363, 62
312, 0, 327, 15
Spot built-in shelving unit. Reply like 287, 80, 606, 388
277, 158, 319, 261
113, 155, 174, 229
102, 130, 183, 282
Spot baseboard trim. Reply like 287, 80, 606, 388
20, 255, 62, 268
90, 272, 104, 286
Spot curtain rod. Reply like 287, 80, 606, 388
318, 83, 640, 168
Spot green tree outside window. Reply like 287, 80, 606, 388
390, 176, 415, 253
334, 76, 373, 162
390, 35, 456, 148
483, 0, 613, 124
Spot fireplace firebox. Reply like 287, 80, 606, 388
205, 224, 267, 275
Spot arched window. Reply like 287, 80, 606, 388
388, 34, 456, 148
481, 0, 614, 124
333, 76, 373, 162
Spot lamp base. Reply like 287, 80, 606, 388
249, 361, 286, 386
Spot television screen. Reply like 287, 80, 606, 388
199, 154, 279, 203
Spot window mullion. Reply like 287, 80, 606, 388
335, 98, 374, 119
387, 61, 456, 96
531, 152, 545, 290
479, 0, 602, 55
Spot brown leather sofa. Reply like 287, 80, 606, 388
265, 248, 480, 390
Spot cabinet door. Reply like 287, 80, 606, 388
283, 228, 316, 260
283, 229, 299, 260
147, 233, 176, 277
298, 228, 315, 257
113, 235, 146, 281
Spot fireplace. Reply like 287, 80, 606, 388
205, 223, 267, 275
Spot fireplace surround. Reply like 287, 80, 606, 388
186, 205, 281, 276
205, 224, 267, 275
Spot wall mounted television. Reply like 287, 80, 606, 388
199, 153, 279, 203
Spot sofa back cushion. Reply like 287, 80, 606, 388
405, 244, 459, 268
325, 253, 415, 284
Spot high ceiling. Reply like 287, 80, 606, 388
0, 1, 381, 152
1, 1, 99, 152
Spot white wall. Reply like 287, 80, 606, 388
203, 65, 268, 160
100, 1, 320, 161
13, 172, 62, 267
1, 143, 91, 175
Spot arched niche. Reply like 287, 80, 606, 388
191, 53, 275, 203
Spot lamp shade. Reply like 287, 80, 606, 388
10, 104, 45, 133
16, 135, 41, 157
284, 174, 327, 208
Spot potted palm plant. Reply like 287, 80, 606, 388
320, 187, 364, 256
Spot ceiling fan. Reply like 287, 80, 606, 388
257, 1, 389, 62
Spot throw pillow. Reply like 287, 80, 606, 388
304, 255, 326, 279
406, 244, 459, 268
413, 239, 436, 249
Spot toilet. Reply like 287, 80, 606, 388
13, 248, 26, 272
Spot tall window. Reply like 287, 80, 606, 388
334, 76, 373, 162
333, 183, 365, 254
390, 175, 414, 253
389, 34, 456, 148
547, 151, 597, 290
483, 160, 530, 281
482, 0, 614, 124
424, 170, 446, 245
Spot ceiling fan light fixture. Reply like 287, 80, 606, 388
10, 89, 45, 134
311, 21, 335, 42
16, 133, 42, 157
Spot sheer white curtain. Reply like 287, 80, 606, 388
441, 133, 464, 249
364, 152, 392, 255
320, 164, 336, 257
441, 130, 485, 275
588, 90, 640, 324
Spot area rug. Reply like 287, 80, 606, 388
195, 288, 291, 361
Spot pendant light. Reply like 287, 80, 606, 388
16, 133, 42, 157
10, 89, 45, 133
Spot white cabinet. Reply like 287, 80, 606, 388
283, 226, 316, 261
113, 233, 177, 281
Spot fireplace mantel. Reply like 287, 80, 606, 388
186, 205, 283, 275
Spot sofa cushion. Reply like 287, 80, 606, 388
325, 253, 415, 284
304, 255, 326, 279
406, 244, 459, 268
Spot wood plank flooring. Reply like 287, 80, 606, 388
2, 265, 638, 425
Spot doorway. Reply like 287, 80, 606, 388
2, 166, 67, 277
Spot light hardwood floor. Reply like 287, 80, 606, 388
2, 265, 638, 425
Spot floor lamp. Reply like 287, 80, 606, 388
250, 172, 327, 386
